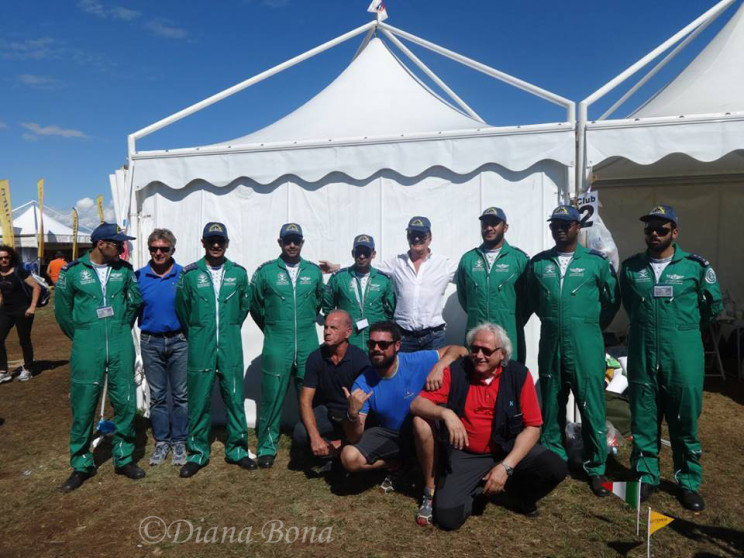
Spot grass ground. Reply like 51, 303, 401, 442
0, 301, 742, 557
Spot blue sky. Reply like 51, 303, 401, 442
0, 0, 733, 226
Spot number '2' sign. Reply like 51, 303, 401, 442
577, 192, 599, 228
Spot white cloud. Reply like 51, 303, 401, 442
146, 20, 188, 39
78, 0, 141, 21
22, 133, 39, 142
74, 197, 115, 228
18, 74, 59, 87
0, 37, 113, 71
21, 122, 88, 139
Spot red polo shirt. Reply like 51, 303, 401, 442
420, 365, 542, 454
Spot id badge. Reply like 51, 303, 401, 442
355, 318, 369, 331
96, 306, 114, 319
653, 285, 673, 298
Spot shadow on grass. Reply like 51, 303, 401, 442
606, 540, 643, 555
704, 377, 744, 406
667, 516, 744, 557
30, 359, 68, 378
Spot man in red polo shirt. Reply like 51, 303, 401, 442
410, 322, 566, 530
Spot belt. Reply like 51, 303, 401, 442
399, 324, 445, 338
141, 330, 183, 338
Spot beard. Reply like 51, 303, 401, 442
372, 352, 396, 370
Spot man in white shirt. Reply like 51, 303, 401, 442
375, 217, 457, 353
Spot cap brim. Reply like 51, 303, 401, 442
479, 215, 505, 222
109, 233, 135, 241
640, 215, 676, 224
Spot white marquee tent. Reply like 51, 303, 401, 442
111, 19, 576, 423
580, 0, 744, 329
11, 201, 92, 263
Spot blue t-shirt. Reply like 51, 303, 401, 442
135, 261, 183, 333
352, 350, 439, 432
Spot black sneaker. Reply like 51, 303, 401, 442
180, 462, 203, 478
680, 489, 705, 512
60, 470, 94, 493
115, 463, 146, 480
231, 456, 258, 471
257, 455, 275, 469
640, 482, 656, 502
590, 475, 610, 497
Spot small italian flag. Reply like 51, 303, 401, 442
602, 480, 641, 509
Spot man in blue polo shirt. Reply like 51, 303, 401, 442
340, 321, 467, 525
136, 228, 188, 467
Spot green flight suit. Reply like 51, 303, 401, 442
54, 252, 142, 473
456, 240, 529, 362
525, 244, 620, 476
251, 258, 324, 457
620, 245, 722, 492
321, 266, 395, 349
175, 258, 252, 466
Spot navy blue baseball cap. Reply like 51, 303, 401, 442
91, 222, 135, 244
280, 223, 303, 239
548, 205, 581, 222
640, 205, 678, 225
406, 216, 431, 234
353, 234, 375, 250
202, 222, 228, 239
479, 207, 507, 223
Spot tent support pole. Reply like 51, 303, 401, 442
380, 22, 575, 122
379, 28, 485, 123
576, 102, 587, 196
352, 27, 376, 61
129, 20, 377, 151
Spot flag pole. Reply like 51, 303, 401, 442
636, 483, 641, 536
646, 507, 651, 558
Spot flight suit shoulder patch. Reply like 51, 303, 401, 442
232, 262, 246, 271
305, 260, 321, 271
332, 266, 350, 277
687, 253, 710, 267
255, 260, 274, 271
182, 263, 199, 274
62, 260, 80, 271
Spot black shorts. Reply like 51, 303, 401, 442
353, 425, 414, 465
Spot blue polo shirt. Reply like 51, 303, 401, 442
135, 260, 183, 334
353, 350, 439, 432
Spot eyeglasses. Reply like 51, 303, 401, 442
148, 246, 172, 254
407, 233, 428, 245
644, 226, 672, 237
0, 256, 10, 261
282, 237, 303, 247
354, 249, 372, 258
205, 237, 227, 246
367, 339, 395, 350
104, 241, 125, 252
470, 345, 501, 357
549, 221, 574, 231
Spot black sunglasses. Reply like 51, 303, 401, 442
354, 249, 372, 258
470, 345, 501, 357
367, 339, 395, 350
549, 221, 575, 230
282, 236, 303, 246
205, 237, 227, 246
148, 246, 172, 254
644, 226, 672, 237
104, 240, 125, 252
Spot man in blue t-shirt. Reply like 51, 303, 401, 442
340, 321, 467, 525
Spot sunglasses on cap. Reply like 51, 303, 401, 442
470, 345, 501, 357
367, 339, 395, 350
148, 245, 172, 254
644, 225, 672, 237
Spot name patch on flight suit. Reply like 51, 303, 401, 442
79, 270, 96, 285
276, 273, 289, 285
569, 267, 585, 277
108, 272, 124, 283
666, 274, 685, 285
653, 285, 674, 298
636, 269, 652, 283
472, 260, 485, 272
97, 306, 114, 318
299, 276, 312, 285
542, 264, 557, 277
369, 283, 381, 291
224, 277, 237, 284
494, 263, 510, 273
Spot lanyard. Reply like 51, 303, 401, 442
352, 273, 370, 311
94, 265, 112, 304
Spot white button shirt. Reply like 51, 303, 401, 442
377, 251, 457, 331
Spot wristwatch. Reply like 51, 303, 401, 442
500, 462, 514, 477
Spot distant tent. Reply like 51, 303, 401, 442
580, 0, 744, 325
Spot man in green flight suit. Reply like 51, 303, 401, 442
55, 223, 144, 492
176, 222, 257, 478
525, 205, 620, 497
251, 223, 324, 468
322, 234, 395, 349
620, 205, 722, 512
456, 207, 529, 363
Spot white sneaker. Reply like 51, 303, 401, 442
0, 371, 11, 384
17, 368, 32, 382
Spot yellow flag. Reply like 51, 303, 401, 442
37, 179, 45, 259
649, 510, 674, 535
96, 195, 104, 224
71, 208, 79, 260
0, 179, 14, 246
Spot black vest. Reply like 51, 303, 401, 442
444, 357, 529, 455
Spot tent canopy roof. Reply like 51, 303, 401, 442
12, 201, 92, 239
217, 38, 484, 147
632, 3, 744, 118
